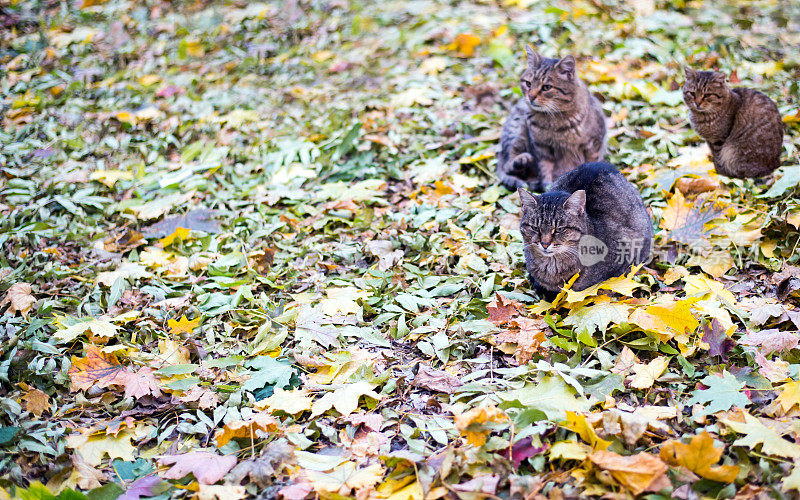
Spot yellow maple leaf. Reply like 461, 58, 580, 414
68, 345, 128, 392
454, 404, 508, 447
683, 274, 736, 304
167, 315, 201, 335
458, 150, 495, 164
629, 297, 700, 342
628, 356, 669, 389
562, 412, 611, 451
159, 227, 193, 248
660, 432, 739, 482
777, 381, 800, 412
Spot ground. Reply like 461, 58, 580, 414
2, 0, 800, 498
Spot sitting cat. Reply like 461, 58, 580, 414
497, 46, 607, 192
683, 68, 784, 178
519, 162, 653, 294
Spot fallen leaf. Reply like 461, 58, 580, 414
215, 413, 280, 447
23, 388, 49, 416
454, 404, 508, 447
660, 432, 740, 482
158, 451, 237, 485
589, 450, 669, 496
1, 283, 36, 318
628, 357, 669, 390
168, 315, 201, 335
411, 364, 463, 394
69, 345, 128, 392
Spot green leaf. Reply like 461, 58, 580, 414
499, 376, 591, 421
688, 371, 749, 415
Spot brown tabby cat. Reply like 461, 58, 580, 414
519, 162, 653, 294
683, 68, 784, 178
497, 46, 607, 191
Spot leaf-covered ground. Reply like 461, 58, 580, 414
2, 0, 800, 498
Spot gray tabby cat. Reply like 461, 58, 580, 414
497, 46, 607, 192
683, 68, 783, 178
519, 162, 653, 294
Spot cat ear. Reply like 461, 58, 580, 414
712, 71, 728, 83
518, 188, 538, 207
555, 55, 576, 79
525, 45, 542, 68
563, 190, 586, 215
684, 66, 698, 80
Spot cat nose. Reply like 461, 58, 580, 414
695, 97, 703, 106
541, 241, 550, 249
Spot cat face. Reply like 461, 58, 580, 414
520, 46, 578, 113
518, 189, 588, 259
683, 68, 730, 112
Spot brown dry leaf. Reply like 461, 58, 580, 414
23, 387, 49, 416
411, 364, 463, 394
589, 450, 670, 496
675, 177, 720, 195
496, 317, 548, 364
487, 292, 524, 325
215, 413, 281, 447
70, 453, 107, 489
178, 385, 220, 409
1, 282, 36, 318
660, 432, 740, 482
69, 345, 128, 392
454, 404, 508, 447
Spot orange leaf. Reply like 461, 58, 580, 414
69, 345, 128, 392
589, 450, 669, 496
159, 227, 192, 247
448, 33, 481, 58
454, 404, 508, 447
215, 413, 281, 447
23, 388, 49, 417
487, 293, 523, 325
168, 315, 201, 335
660, 431, 740, 482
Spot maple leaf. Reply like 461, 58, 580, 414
659, 432, 740, 482
69, 453, 107, 490
1, 282, 36, 318
589, 450, 670, 496
454, 404, 508, 447
69, 345, 129, 392
659, 189, 724, 245
411, 364, 463, 394
701, 319, 734, 360
178, 385, 220, 409
167, 315, 201, 335
510, 437, 547, 467
305, 462, 384, 495
739, 329, 799, 355
55, 317, 119, 344
500, 376, 591, 420
257, 388, 314, 415
688, 371, 749, 415
495, 317, 548, 364
158, 451, 237, 485
311, 381, 382, 417
777, 381, 800, 413
628, 356, 669, 390
562, 411, 611, 451
629, 297, 699, 342
22, 387, 49, 417
487, 293, 523, 325
720, 411, 800, 458
66, 427, 137, 466
561, 300, 629, 336
120, 366, 162, 399
215, 413, 280, 447
754, 351, 789, 383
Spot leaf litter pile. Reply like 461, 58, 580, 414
2, 0, 800, 498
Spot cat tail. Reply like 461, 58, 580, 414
497, 170, 538, 192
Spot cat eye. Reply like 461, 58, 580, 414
521, 80, 530, 88
541, 84, 552, 91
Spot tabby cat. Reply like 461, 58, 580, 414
519, 162, 653, 293
683, 68, 783, 178
498, 46, 607, 192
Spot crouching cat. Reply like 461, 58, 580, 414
683, 68, 783, 178
497, 46, 607, 192
519, 162, 653, 293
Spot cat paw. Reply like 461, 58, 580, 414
509, 153, 536, 176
